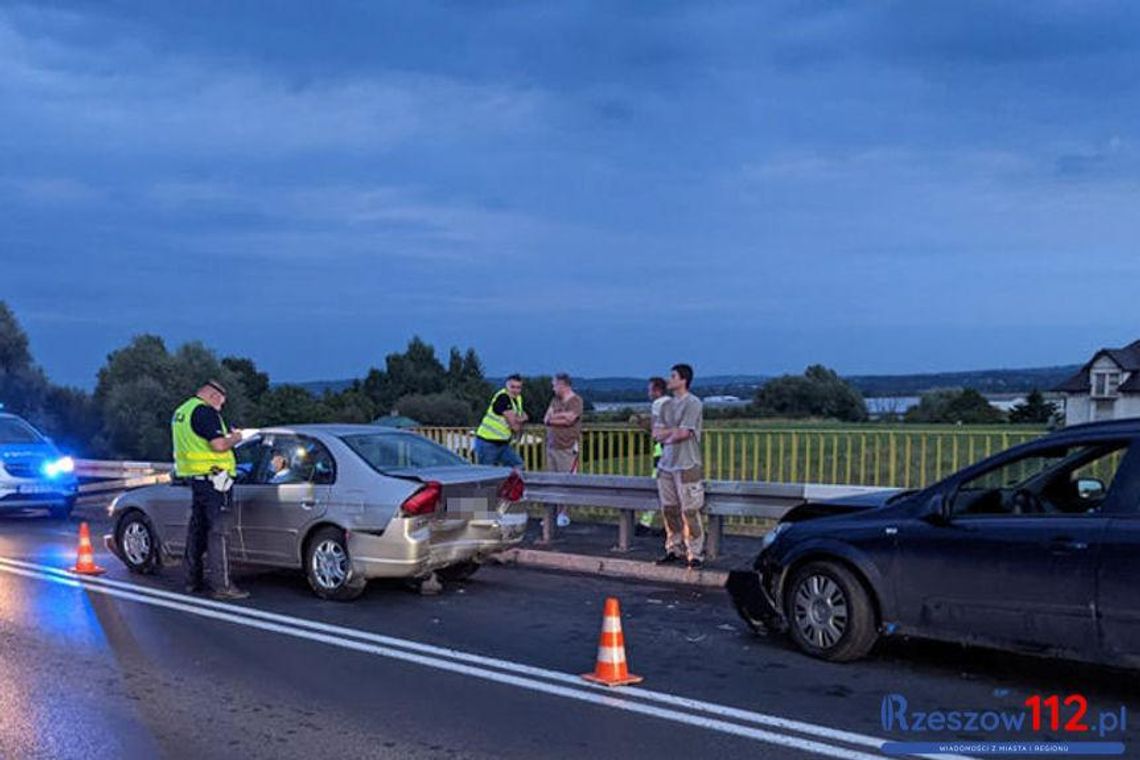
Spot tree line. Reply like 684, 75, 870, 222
0, 301, 1059, 462
0, 302, 559, 461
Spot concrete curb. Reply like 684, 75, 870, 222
492, 548, 729, 589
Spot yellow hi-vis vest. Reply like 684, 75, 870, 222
652, 440, 664, 477
476, 389, 524, 442
171, 397, 237, 477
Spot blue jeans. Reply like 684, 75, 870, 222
474, 437, 524, 468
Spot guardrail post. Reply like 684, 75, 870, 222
616, 511, 634, 552
541, 505, 556, 544
706, 514, 723, 560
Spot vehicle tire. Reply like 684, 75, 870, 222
437, 560, 480, 583
116, 510, 159, 575
785, 561, 877, 662
304, 526, 366, 601
48, 497, 75, 521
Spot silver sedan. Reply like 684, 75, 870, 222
105, 425, 528, 600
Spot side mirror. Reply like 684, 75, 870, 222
1077, 478, 1105, 500
922, 493, 952, 526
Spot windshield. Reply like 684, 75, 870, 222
341, 433, 468, 472
0, 417, 46, 445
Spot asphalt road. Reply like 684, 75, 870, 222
1, 512, 1138, 760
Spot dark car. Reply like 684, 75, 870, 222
727, 419, 1140, 666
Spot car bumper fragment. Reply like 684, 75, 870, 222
726, 569, 786, 634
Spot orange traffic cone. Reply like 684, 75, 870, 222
582, 597, 643, 687
71, 522, 105, 576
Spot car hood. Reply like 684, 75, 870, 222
781, 487, 907, 523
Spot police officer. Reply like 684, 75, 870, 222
172, 380, 249, 600
474, 374, 527, 467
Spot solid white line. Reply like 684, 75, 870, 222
0, 560, 886, 760
0, 557, 973, 760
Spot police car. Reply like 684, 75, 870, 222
0, 410, 78, 519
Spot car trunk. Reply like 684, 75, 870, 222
383, 464, 526, 566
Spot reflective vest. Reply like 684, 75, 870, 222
476, 389, 524, 442
652, 440, 664, 477
171, 397, 236, 477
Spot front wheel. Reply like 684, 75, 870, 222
785, 561, 877, 662
305, 527, 366, 601
116, 511, 159, 574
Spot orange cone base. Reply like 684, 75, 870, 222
71, 564, 106, 576
581, 672, 643, 688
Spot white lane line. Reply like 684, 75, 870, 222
0, 557, 973, 760
0, 560, 886, 760
0, 557, 887, 749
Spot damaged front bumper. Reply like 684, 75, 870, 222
725, 568, 787, 634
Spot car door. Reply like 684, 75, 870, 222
237, 434, 333, 566
895, 439, 1131, 655
162, 438, 264, 556
1092, 441, 1140, 661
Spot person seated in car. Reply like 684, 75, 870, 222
267, 452, 294, 484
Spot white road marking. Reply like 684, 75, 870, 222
0, 556, 972, 760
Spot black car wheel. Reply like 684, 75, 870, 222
304, 526, 366, 601
437, 560, 481, 583
785, 561, 877, 662
116, 511, 159, 574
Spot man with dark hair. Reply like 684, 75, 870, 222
631, 377, 669, 534
172, 380, 249, 599
543, 373, 583, 528
652, 363, 706, 568
475, 374, 527, 467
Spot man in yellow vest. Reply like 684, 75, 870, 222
172, 380, 248, 600
474, 374, 527, 467
632, 376, 668, 535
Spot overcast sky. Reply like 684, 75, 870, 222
4, 1, 1140, 388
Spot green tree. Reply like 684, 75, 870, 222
1008, 389, 1058, 424
752, 365, 868, 421
92, 336, 250, 460
521, 375, 554, 423
255, 385, 328, 426
904, 388, 1004, 424
393, 392, 474, 426
222, 356, 270, 404
0, 301, 51, 421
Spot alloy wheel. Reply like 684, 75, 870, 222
792, 574, 849, 650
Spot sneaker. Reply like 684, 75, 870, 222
556, 513, 571, 528
655, 552, 683, 566
686, 558, 704, 570
211, 587, 250, 601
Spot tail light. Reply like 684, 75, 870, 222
498, 471, 525, 502
401, 481, 442, 517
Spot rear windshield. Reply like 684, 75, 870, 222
0, 417, 45, 445
340, 433, 468, 472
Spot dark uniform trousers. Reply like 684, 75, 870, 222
185, 478, 234, 590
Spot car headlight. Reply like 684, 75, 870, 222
42, 456, 75, 478
761, 522, 791, 550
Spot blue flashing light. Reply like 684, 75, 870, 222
42, 456, 75, 479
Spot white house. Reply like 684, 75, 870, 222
1055, 340, 1140, 425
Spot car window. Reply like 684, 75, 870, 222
258, 435, 336, 485
340, 433, 467, 473
951, 441, 1131, 518
233, 438, 267, 484
0, 417, 45, 445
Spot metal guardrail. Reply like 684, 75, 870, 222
521, 472, 895, 558
69, 459, 895, 560
74, 459, 171, 507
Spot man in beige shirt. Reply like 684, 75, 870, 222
543, 373, 583, 528
652, 363, 705, 568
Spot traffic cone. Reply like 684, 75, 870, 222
582, 597, 643, 687
71, 522, 105, 576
